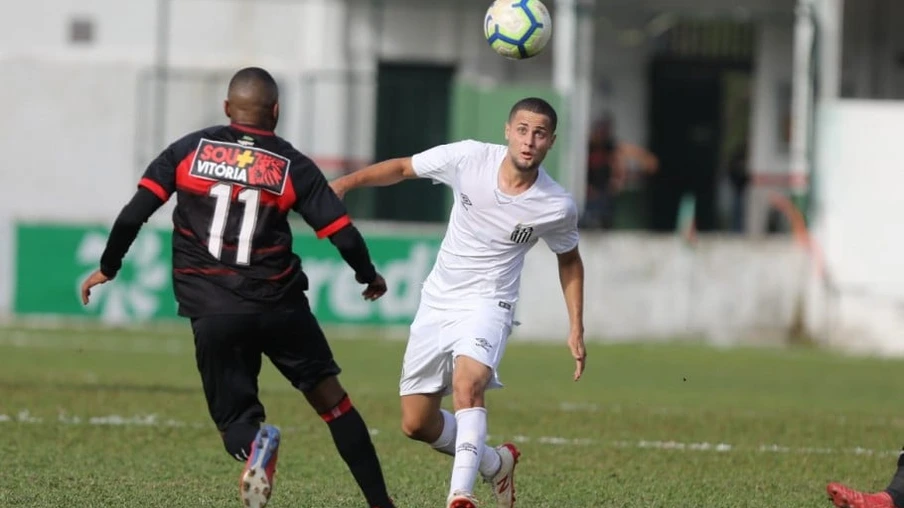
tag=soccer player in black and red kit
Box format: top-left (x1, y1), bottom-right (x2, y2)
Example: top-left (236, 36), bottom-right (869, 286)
top-left (80, 67), bottom-right (396, 508)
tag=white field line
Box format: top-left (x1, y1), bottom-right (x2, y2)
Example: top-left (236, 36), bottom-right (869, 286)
top-left (0, 410), bottom-right (898, 457)
top-left (0, 330), bottom-right (189, 355)
top-left (557, 402), bottom-right (904, 428)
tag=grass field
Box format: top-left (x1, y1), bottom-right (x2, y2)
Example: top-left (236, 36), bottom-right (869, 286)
top-left (1, 324), bottom-right (902, 507)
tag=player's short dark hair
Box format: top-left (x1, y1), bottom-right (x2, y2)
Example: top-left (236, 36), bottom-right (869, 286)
top-left (509, 97), bottom-right (558, 132)
top-left (228, 67), bottom-right (279, 106)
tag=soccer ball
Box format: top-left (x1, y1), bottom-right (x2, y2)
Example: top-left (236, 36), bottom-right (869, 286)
top-left (484, 0), bottom-right (552, 60)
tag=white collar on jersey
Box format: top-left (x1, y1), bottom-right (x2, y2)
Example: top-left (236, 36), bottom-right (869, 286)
top-left (494, 171), bottom-right (543, 204)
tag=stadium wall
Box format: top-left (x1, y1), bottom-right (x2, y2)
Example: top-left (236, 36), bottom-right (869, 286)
top-left (805, 100), bottom-right (904, 356)
top-left (0, 221), bottom-right (10, 320)
top-left (516, 234), bottom-right (809, 345)
top-left (4, 217), bottom-right (812, 348)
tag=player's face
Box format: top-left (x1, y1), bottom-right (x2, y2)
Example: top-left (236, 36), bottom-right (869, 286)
top-left (504, 110), bottom-right (556, 172)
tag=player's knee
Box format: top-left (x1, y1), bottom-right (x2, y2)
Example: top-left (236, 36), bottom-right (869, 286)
top-left (452, 358), bottom-right (490, 410)
top-left (303, 376), bottom-right (347, 415)
top-left (222, 421), bottom-right (259, 462)
top-left (400, 414), bottom-right (433, 442)
top-left (451, 379), bottom-right (486, 410)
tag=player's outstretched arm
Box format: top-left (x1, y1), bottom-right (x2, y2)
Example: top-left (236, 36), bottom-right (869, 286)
top-left (80, 188), bottom-right (165, 304)
top-left (330, 158), bottom-right (417, 199)
top-left (290, 156), bottom-right (388, 301)
top-left (557, 246), bottom-right (587, 381)
top-left (327, 225), bottom-right (387, 301)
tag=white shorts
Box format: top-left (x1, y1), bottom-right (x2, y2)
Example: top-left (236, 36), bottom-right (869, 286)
top-left (399, 299), bottom-right (514, 397)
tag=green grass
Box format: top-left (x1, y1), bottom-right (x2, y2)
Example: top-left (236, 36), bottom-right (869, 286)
top-left (1, 324), bottom-right (902, 507)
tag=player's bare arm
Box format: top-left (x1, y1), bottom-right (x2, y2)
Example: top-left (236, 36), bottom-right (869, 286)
top-left (330, 157), bottom-right (418, 199)
top-left (289, 154), bottom-right (388, 302)
top-left (81, 187), bottom-right (165, 305)
top-left (557, 246), bottom-right (586, 381)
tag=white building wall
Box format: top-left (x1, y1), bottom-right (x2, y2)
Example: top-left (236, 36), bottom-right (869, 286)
top-left (16, 0), bottom-right (899, 229)
top-left (6, 0), bottom-right (904, 356)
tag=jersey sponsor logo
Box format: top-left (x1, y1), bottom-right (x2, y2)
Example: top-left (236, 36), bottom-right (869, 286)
top-left (509, 223), bottom-right (534, 244)
top-left (190, 139), bottom-right (290, 195)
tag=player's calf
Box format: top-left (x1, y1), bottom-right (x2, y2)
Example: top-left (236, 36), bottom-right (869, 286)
top-left (448, 357), bottom-right (498, 499)
top-left (307, 377), bottom-right (395, 508)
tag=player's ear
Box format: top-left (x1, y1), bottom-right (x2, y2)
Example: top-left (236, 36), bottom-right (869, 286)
top-left (223, 100), bottom-right (231, 119)
top-left (503, 122), bottom-right (510, 142)
top-left (272, 102), bottom-right (280, 127)
top-left (549, 133), bottom-right (557, 148)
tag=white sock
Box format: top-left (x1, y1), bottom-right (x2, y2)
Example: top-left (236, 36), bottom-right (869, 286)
top-left (478, 441), bottom-right (502, 478)
top-left (431, 409), bottom-right (502, 476)
top-left (430, 409), bottom-right (457, 456)
top-left (449, 407), bottom-right (487, 496)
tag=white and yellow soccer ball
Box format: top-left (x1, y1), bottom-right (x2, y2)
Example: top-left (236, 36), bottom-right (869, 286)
top-left (484, 0), bottom-right (552, 60)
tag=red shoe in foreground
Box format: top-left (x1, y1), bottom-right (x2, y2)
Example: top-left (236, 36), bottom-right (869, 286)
top-left (827, 482), bottom-right (898, 508)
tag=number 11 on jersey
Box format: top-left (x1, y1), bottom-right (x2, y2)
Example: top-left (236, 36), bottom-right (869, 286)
top-left (207, 182), bottom-right (260, 265)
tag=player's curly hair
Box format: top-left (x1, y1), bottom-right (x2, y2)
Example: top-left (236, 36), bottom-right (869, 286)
top-left (508, 97), bottom-right (558, 132)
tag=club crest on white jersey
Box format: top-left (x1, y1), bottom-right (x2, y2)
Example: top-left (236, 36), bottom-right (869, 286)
top-left (509, 224), bottom-right (534, 244)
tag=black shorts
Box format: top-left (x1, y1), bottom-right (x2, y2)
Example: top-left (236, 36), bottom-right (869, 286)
top-left (190, 303), bottom-right (341, 431)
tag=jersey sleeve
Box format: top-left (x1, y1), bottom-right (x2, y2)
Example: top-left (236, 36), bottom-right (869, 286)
top-left (542, 199), bottom-right (580, 254)
top-left (289, 157), bottom-right (351, 239)
top-left (138, 134), bottom-right (198, 201)
top-left (410, 140), bottom-right (480, 187)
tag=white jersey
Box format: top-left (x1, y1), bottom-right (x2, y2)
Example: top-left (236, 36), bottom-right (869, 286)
top-left (411, 139), bottom-right (579, 310)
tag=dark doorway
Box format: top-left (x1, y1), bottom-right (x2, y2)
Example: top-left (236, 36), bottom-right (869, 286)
top-left (645, 20), bottom-right (754, 232)
top-left (366, 62), bottom-right (455, 223)
top-left (648, 60), bottom-right (725, 232)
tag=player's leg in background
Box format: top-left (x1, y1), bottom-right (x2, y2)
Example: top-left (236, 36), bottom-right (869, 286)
top-left (400, 392), bottom-right (446, 448)
top-left (888, 452), bottom-right (904, 507)
top-left (398, 302), bottom-right (457, 449)
top-left (826, 449), bottom-right (904, 508)
top-left (260, 306), bottom-right (395, 508)
top-left (191, 314), bottom-right (266, 462)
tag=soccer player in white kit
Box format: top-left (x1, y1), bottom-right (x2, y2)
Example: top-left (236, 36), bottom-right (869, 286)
top-left (330, 98), bottom-right (587, 508)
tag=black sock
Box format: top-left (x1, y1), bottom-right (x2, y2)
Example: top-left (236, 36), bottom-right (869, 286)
top-left (320, 395), bottom-right (394, 508)
top-left (885, 449), bottom-right (904, 507)
top-left (222, 421), bottom-right (260, 462)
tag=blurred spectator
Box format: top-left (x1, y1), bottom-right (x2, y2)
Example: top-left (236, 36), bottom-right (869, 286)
top-left (727, 143), bottom-right (749, 233)
top-left (580, 114), bottom-right (659, 229)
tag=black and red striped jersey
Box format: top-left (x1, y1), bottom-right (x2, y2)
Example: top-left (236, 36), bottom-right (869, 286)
top-left (138, 123), bottom-right (350, 317)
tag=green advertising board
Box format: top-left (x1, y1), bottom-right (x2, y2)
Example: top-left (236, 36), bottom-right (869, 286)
top-left (14, 222), bottom-right (441, 326)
